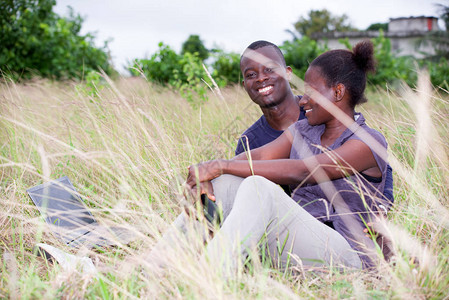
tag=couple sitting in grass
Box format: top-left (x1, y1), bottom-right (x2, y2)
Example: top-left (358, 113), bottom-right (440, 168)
top-left (152, 39), bottom-right (393, 273)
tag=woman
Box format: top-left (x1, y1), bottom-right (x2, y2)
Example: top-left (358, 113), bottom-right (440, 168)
top-left (186, 40), bottom-right (388, 271)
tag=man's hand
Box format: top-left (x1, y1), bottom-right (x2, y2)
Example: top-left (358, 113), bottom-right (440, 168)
top-left (189, 181), bottom-right (216, 202)
top-left (186, 160), bottom-right (224, 189)
top-left (182, 180), bottom-right (217, 222)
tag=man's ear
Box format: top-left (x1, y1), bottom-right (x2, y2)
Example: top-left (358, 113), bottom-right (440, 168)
top-left (334, 83), bottom-right (346, 101)
top-left (286, 66), bottom-right (292, 81)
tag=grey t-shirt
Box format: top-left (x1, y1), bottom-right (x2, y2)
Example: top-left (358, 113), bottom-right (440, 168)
top-left (288, 113), bottom-right (388, 268)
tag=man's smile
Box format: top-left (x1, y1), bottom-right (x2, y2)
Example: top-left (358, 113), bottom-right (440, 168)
top-left (258, 85), bottom-right (273, 95)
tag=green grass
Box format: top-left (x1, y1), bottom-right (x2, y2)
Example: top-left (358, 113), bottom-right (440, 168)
top-left (1, 73), bottom-right (448, 299)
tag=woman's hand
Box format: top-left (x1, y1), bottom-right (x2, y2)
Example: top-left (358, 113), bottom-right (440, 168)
top-left (186, 160), bottom-right (225, 189)
top-left (363, 219), bottom-right (395, 262)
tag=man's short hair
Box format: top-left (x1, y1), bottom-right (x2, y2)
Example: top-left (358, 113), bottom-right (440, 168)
top-left (241, 40), bottom-right (286, 67)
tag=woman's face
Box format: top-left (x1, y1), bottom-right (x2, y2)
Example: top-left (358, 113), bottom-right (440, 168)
top-left (300, 66), bottom-right (336, 126)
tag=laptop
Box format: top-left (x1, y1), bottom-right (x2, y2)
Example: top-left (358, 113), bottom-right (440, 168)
top-left (27, 176), bottom-right (135, 248)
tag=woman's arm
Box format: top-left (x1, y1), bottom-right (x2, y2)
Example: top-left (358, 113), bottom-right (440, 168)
top-left (233, 130), bottom-right (293, 160)
top-left (185, 129), bottom-right (294, 198)
top-left (186, 139), bottom-right (381, 188)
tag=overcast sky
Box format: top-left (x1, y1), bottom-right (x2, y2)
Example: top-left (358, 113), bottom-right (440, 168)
top-left (54, 0), bottom-right (444, 74)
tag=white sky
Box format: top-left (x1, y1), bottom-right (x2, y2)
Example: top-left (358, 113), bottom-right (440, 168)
top-left (54, 0), bottom-right (444, 74)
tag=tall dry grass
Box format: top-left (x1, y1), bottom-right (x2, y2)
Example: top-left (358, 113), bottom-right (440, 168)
top-left (0, 73), bottom-right (448, 298)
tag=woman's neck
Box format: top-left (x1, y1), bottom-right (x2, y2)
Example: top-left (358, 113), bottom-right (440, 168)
top-left (321, 109), bottom-right (355, 148)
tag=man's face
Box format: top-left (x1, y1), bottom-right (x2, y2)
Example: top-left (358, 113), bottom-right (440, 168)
top-left (240, 46), bottom-right (292, 108)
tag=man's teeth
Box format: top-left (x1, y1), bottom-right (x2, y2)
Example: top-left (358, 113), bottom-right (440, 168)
top-left (258, 86), bottom-right (273, 93)
top-left (305, 109), bottom-right (312, 113)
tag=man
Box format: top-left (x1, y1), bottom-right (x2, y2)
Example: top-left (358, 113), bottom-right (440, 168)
top-left (235, 40), bottom-right (394, 204)
top-left (235, 40), bottom-right (304, 156)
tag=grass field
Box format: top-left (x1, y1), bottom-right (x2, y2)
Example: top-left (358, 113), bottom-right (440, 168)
top-left (1, 73), bottom-right (448, 299)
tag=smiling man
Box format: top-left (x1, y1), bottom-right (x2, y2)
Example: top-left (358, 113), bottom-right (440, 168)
top-left (235, 41), bottom-right (305, 157)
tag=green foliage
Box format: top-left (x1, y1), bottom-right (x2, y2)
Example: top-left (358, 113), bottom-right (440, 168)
top-left (131, 43), bottom-right (211, 107)
top-left (338, 32), bottom-right (448, 89)
top-left (281, 36), bottom-right (327, 78)
top-left (181, 34), bottom-right (209, 61)
top-left (369, 31), bottom-right (417, 87)
top-left (210, 50), bottom-right (241, 87)
top-left (129, 39), bottom-right (241, 106)
top-left (77, 70), bottom-right (106, 100)
top-left (0, 0), bottom-right (114, 80)
top-left (282, 32), bottom-right (447, 89)
top-left (421, 57), bottom-right (449, 89)
top-left (366, 23), bottom-right (388, 31)
top-left (174, 52), bottom-right (211, 106)
top-left (131, 42), bottom-right (183, 85)
top-left (293, 9), bottom-right (357, 38)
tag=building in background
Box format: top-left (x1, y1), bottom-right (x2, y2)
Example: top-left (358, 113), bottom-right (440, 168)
top-left (313, 16), bottom-right (440, 58)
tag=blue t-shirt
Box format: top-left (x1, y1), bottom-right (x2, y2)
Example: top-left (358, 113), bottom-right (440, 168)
top-left (235, 106), bottom-right (305, 156)
top-left (235, 104), bottom-right (394, 205)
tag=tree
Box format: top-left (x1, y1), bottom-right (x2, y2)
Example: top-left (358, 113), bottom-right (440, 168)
top-left (366, 23), bottom-right (388, 31)
top-left (0, 0), bottom-right (114, 80)
top-left (437, 2), bottom-right (449, 30)
top-left (181, 34), bottom-right (209, 61)
top-left (291, 9), bottom-right (357, 39)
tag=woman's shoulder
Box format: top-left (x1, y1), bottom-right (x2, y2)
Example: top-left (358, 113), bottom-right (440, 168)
top-left (289, 119), bottom-right (324, 139)
top-left (355, 113), bottom-right (387, 145)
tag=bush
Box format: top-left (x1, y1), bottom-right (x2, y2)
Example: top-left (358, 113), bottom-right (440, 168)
top-left (421, 57), bottom-right (449, 89)
top-left (174, 52), bottom-right (211, 106)
top-left (369, 31), bottom-right (417, 87)
top-left (130, 42), bottom-right (183, 85)
top-left (131, 43), bottom-right (212, 107)
top-left (281, 36), bottom-right (327, 78)
top-left (211, 50), bottom-right (241, 87)
top-left (0, 0), bottom-right (114, 80)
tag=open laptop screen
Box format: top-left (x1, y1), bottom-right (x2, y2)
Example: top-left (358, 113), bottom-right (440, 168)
top-left (27, 176), bottom-right (96, 229)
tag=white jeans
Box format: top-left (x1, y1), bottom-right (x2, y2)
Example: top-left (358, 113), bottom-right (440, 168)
top-left (152, 175), bottom-right (362, 271)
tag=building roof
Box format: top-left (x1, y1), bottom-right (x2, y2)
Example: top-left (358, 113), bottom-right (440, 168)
top-left (389, 16), bottom-right (438, 21)
top-left (311, 30), bottom-right (432, 39)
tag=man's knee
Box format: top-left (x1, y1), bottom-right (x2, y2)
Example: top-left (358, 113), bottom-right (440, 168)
top-left (211, 174), bottom-right (245, 218)
top-left (211, 174), bottom-right (244, 200)
top-left (212, 174), bottom-right (243, 187)
top-left (238, 175), bottom-right (277, 203)
top-left (240, 175), bottom-right (276, 192)
top-left (239, 175), bottom-right (289, 210)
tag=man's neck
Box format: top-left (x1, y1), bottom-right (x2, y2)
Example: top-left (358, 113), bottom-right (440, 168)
top-left (261, 93), bottom-right (300, 131)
